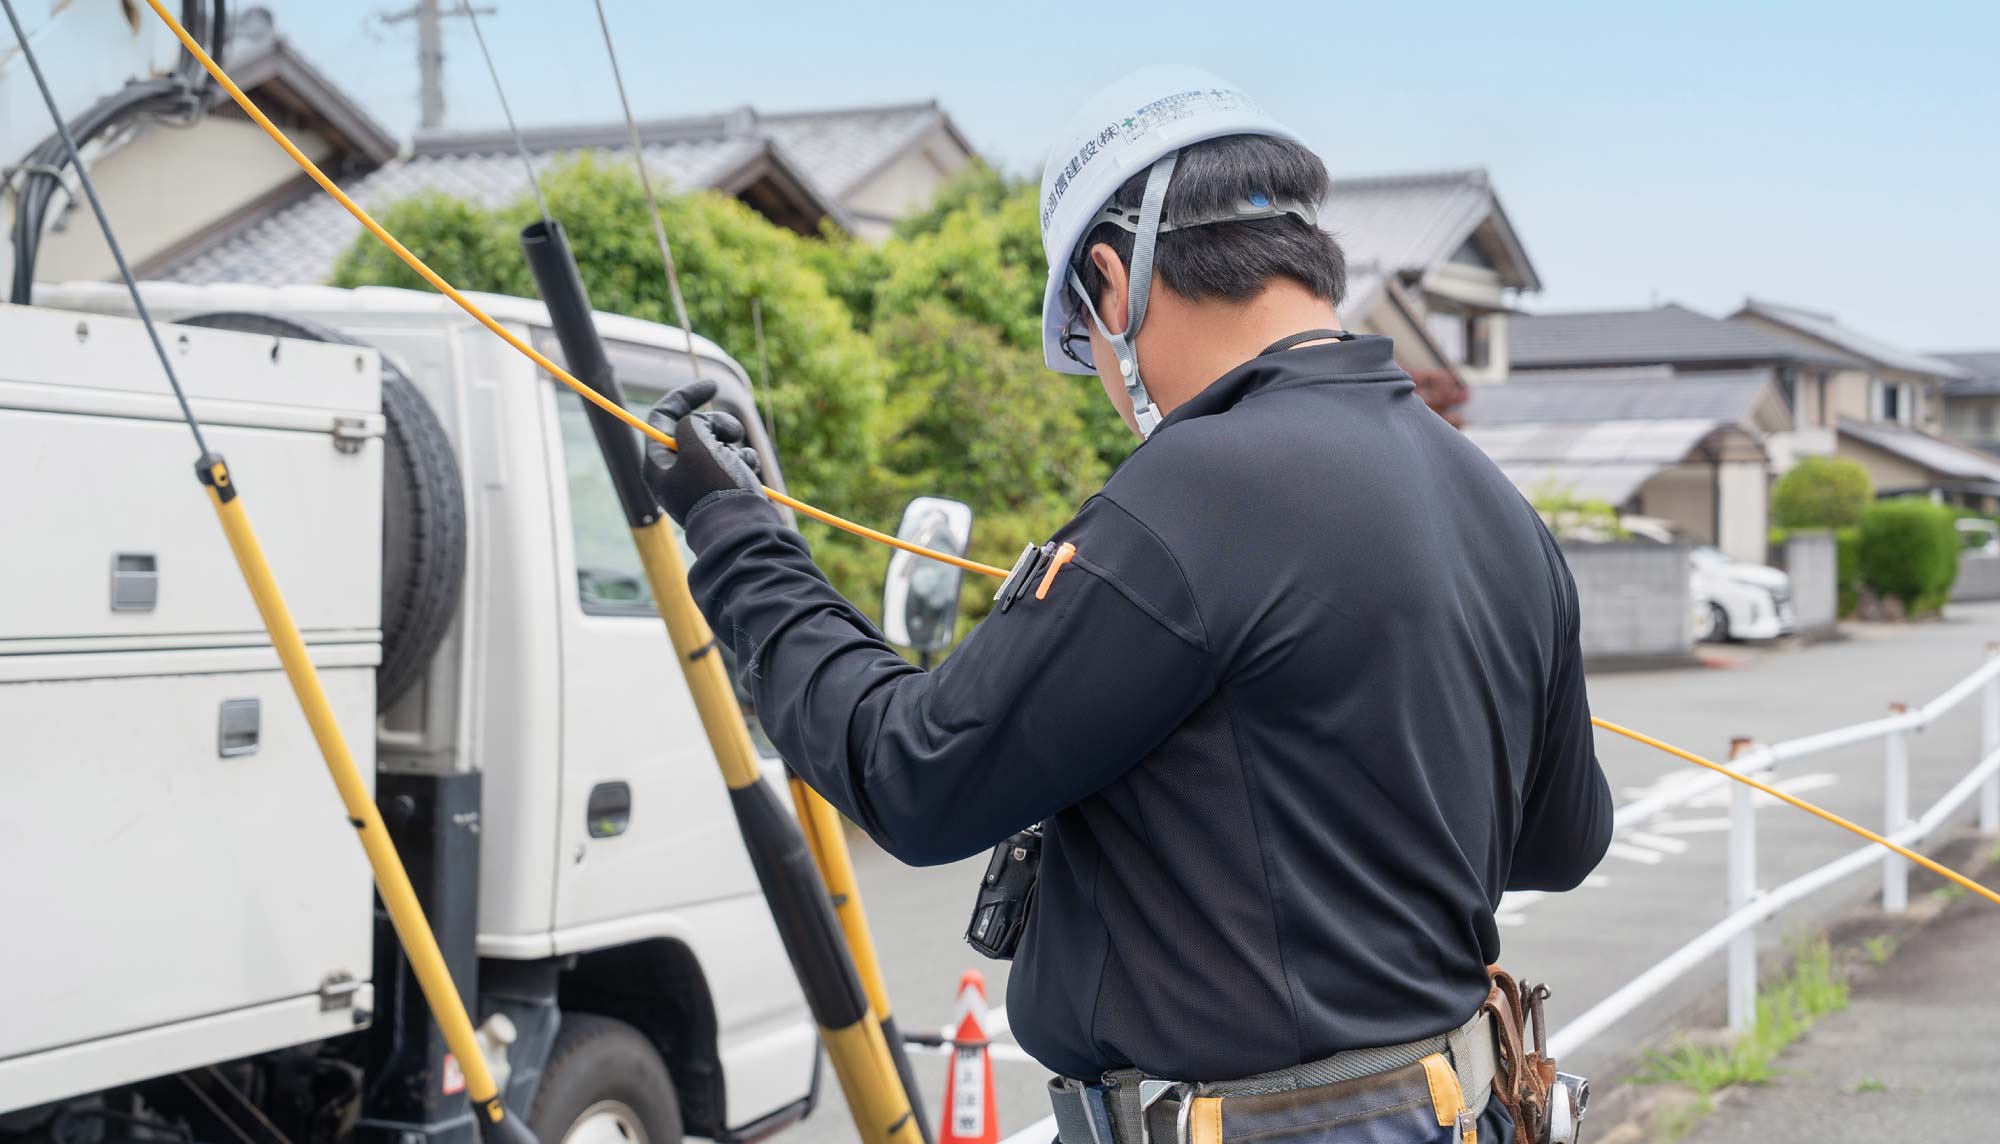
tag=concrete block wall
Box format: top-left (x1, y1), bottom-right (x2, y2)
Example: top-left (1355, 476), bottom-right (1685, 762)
top-left (1562, 541), bottom-right (1695, 666)
top-left (1952, 553), bottom-right (2000, 603)
top-left (1781, 531), bottom-right (1840, 639)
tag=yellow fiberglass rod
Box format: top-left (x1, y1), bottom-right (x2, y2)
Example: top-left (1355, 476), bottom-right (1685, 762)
top-left (138, 0), bottom-right (1004, 581)
top-left (1591, 717), bottom-right (2000, 909)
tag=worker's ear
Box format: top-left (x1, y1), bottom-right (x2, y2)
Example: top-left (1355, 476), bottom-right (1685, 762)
top-left (1087, 243), bottom-right (1129, 335)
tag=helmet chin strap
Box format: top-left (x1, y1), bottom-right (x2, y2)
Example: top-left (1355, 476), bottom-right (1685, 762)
top-left (1067, 152), bottom-right (1178, 439)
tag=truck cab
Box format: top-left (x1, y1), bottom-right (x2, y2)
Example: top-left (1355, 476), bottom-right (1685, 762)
top-left (0, 282), bottom-right (818, 1144)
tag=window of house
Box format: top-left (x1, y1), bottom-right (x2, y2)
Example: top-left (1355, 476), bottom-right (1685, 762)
top-left (1900, 382), bottom-right (1917, 426)
top-left (1871, 379), bottom-right (1901, 423)
top-left (1465, 314), bottom-right (1492, 370)
top-left (1425, 308), bottom-right (1469, 365)
top-left (1978, 403), bottom-right (1997, 438)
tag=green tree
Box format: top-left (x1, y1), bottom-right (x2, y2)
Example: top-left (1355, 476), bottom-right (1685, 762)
top-left (329, 157), bottom-right (1137, 641)
top-left (840, 165), bottom-right (1139, 473)
top-left (332, 158), bottom-right (892, 599)
top-left (1529, 481), bottom-right (1628, 541)
top-left (1857, 499), bottom-right (1959, 614)
top-left (1772, 456), bottom-right (1873, 529)
top-left (870, 304), bottom-right (1108, 628)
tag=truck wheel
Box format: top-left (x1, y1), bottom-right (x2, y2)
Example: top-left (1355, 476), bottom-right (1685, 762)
top-left (177, 312), bottom-right (467, 711)
top-left (530, 1015), bottom-right (684, 1144)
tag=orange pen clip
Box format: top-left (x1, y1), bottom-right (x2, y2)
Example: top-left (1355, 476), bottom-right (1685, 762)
top-left (1035, 542), bottom-right (1077, 601)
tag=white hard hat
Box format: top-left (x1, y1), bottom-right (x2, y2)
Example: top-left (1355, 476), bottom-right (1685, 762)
top-left (1037, 65), bottom-right (1305, 420)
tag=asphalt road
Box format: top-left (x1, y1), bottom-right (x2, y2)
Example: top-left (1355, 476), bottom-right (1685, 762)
top-left (774, 604), bottom-right (2000, 1144)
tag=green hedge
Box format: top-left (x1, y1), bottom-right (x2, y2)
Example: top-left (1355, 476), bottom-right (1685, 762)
top-left (1857, 500), bottom-right (1959, 614)
top-left (1835, 527), bottom-right (1861, 617)
top-left (1773, 456), bottom-right (1873, 529)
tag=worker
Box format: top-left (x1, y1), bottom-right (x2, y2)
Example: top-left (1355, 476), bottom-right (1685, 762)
top-left (644, 65), bottom-right (1611, 1144)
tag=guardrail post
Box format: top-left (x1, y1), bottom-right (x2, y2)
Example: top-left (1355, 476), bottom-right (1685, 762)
top-left (1883, 704), bottom-right (1910, 915)
top-left (1726, 736), bottom-right (1758, 1033)
top-left (1981, 644), bottom-right (1999, 835)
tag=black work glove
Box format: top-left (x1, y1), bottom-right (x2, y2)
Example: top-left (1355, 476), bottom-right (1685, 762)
top-left (641, 379), bottom-right (765, 526)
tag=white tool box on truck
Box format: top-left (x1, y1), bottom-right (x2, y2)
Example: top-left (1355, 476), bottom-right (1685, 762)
top-left (0, 305), bottom-right (385, 1107)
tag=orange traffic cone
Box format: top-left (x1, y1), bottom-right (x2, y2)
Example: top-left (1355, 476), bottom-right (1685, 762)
top-left (941, 969), bottom-right (999, 1144)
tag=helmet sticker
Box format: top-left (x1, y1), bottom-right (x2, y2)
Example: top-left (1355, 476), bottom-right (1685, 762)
top-left (1041, 86), bottom-right (1269, 233)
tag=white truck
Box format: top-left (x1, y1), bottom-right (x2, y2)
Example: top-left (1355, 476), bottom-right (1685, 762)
top-left (0, 282), bottom-right (834, 1144)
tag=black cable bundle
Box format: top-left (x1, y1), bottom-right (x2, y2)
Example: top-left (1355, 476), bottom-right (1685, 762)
top-left (6, 0), bottom-right (223, 304)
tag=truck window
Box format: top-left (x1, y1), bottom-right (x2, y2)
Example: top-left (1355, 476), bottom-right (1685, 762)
top-left (554, 380), bottom-right (781, 758)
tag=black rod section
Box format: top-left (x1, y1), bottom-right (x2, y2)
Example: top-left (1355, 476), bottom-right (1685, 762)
top-left (520, 218), bottom-right (661, 529)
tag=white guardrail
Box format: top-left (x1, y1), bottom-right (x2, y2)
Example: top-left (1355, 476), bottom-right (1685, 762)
top-left (997, 649), bottom-right (2000, 1144)
top-left (1549, 647), bottom-right (2000, 1058)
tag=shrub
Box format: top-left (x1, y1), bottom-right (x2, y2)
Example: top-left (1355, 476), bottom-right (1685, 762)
top-left (1772, 457), bottom-right (1873, 529)
top-left (1834, 527), bottom-right (1861, 617)
top-left (1857, 500), bottom-right (1959, 614)
top-left (1530, 482), bottom-right (1627, 542)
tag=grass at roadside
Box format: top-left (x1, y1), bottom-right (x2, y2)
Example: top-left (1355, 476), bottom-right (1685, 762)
top-left (1633, 937), bottom-right (1850, 1096)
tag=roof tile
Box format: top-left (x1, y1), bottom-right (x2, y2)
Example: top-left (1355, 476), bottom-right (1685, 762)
top-left (1509, 304), bottom-right (1864, 370)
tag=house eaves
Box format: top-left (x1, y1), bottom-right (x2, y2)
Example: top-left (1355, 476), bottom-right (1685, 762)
top-left (1323, 168), bottom-right (1540, 293)
top-left (1938, 351), bottom-right (2000, 397)
top-left (1510, 303), bottom-right (1868, 372)
top-left (711, 138), bottom-right (858, 236)
top-left (215, 32), bottom-right (398, 166)
top-left (759, 100), bottom-right (972, 200)
top-left (1735, 299), bottom-right (1970, 379)
top-left (1839, 417), bottom-right (2000, 494)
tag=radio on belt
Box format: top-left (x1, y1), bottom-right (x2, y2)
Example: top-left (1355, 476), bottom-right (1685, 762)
top-left (964, 824), bottom-right (1042, 959)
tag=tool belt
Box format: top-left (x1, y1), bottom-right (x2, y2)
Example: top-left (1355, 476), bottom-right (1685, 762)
top-left (1049, 969), bottom-right (1581, 1144)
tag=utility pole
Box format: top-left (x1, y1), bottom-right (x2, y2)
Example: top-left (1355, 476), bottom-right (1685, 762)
top-left (380, 0), bottom-right (495, 131)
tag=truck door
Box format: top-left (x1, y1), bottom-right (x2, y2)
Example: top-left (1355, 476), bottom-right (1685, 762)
top-left (539, 337), bottom-right (787, 930)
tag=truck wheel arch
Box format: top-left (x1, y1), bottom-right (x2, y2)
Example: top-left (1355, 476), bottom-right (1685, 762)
top-left (557, 939), bottom-right (727, 1139)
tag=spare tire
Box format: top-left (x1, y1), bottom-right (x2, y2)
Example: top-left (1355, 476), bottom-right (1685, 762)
top-left (180, 312), bottom-right (467, 712)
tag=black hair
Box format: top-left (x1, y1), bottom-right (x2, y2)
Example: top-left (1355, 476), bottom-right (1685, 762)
top-left (1072, 134), bottom-right (1345, 311)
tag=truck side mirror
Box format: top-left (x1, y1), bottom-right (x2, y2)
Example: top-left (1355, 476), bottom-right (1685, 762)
top-left (881, 495), bottom-right (974, 665)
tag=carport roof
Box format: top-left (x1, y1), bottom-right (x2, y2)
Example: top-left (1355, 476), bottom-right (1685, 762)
top-left (1462, 418), bottom-right (1765, 505)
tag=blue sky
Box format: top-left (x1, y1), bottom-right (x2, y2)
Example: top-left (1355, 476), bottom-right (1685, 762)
top-left (269, 0), bottom-right (1996, 351)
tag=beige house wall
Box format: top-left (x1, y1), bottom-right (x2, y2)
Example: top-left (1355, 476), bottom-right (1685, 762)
top-left (840, 124), bottom-right (972, 241)
top-left (1825, 368), bottom-right (1874, 423)
top-left (1637, 464), bottom-right (1716, 544)
top-left (1837, 436), bottom-right (1939, 494)
top-left (36, 118), bottom-right (334, 283)
top-left (1633, 461), bottom-right (1768, 563)
top-left (1351, 296), bottom-right (1449, 376)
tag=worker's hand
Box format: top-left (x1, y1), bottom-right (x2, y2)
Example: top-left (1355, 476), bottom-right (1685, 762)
top-left (642, 379), bottom-right (765, 526)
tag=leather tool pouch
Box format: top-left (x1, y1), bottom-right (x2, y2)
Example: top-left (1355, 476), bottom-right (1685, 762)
top-left (1482, 967), bottom-right (1558, 1142)
top-left (965, 824), bottom-right (1042, 959)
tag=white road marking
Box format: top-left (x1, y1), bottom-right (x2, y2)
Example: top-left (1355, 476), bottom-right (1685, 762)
top-left (1605, 841), bottom-right (1665, 865)
top-left (1624, 830), bottom-right (1692, 854)
top-left (1649, 817), bottom-right (1734, 835)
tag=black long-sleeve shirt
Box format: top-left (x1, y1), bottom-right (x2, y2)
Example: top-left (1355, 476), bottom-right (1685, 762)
top-left (683, 335), bottom-right (1613, 1082)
